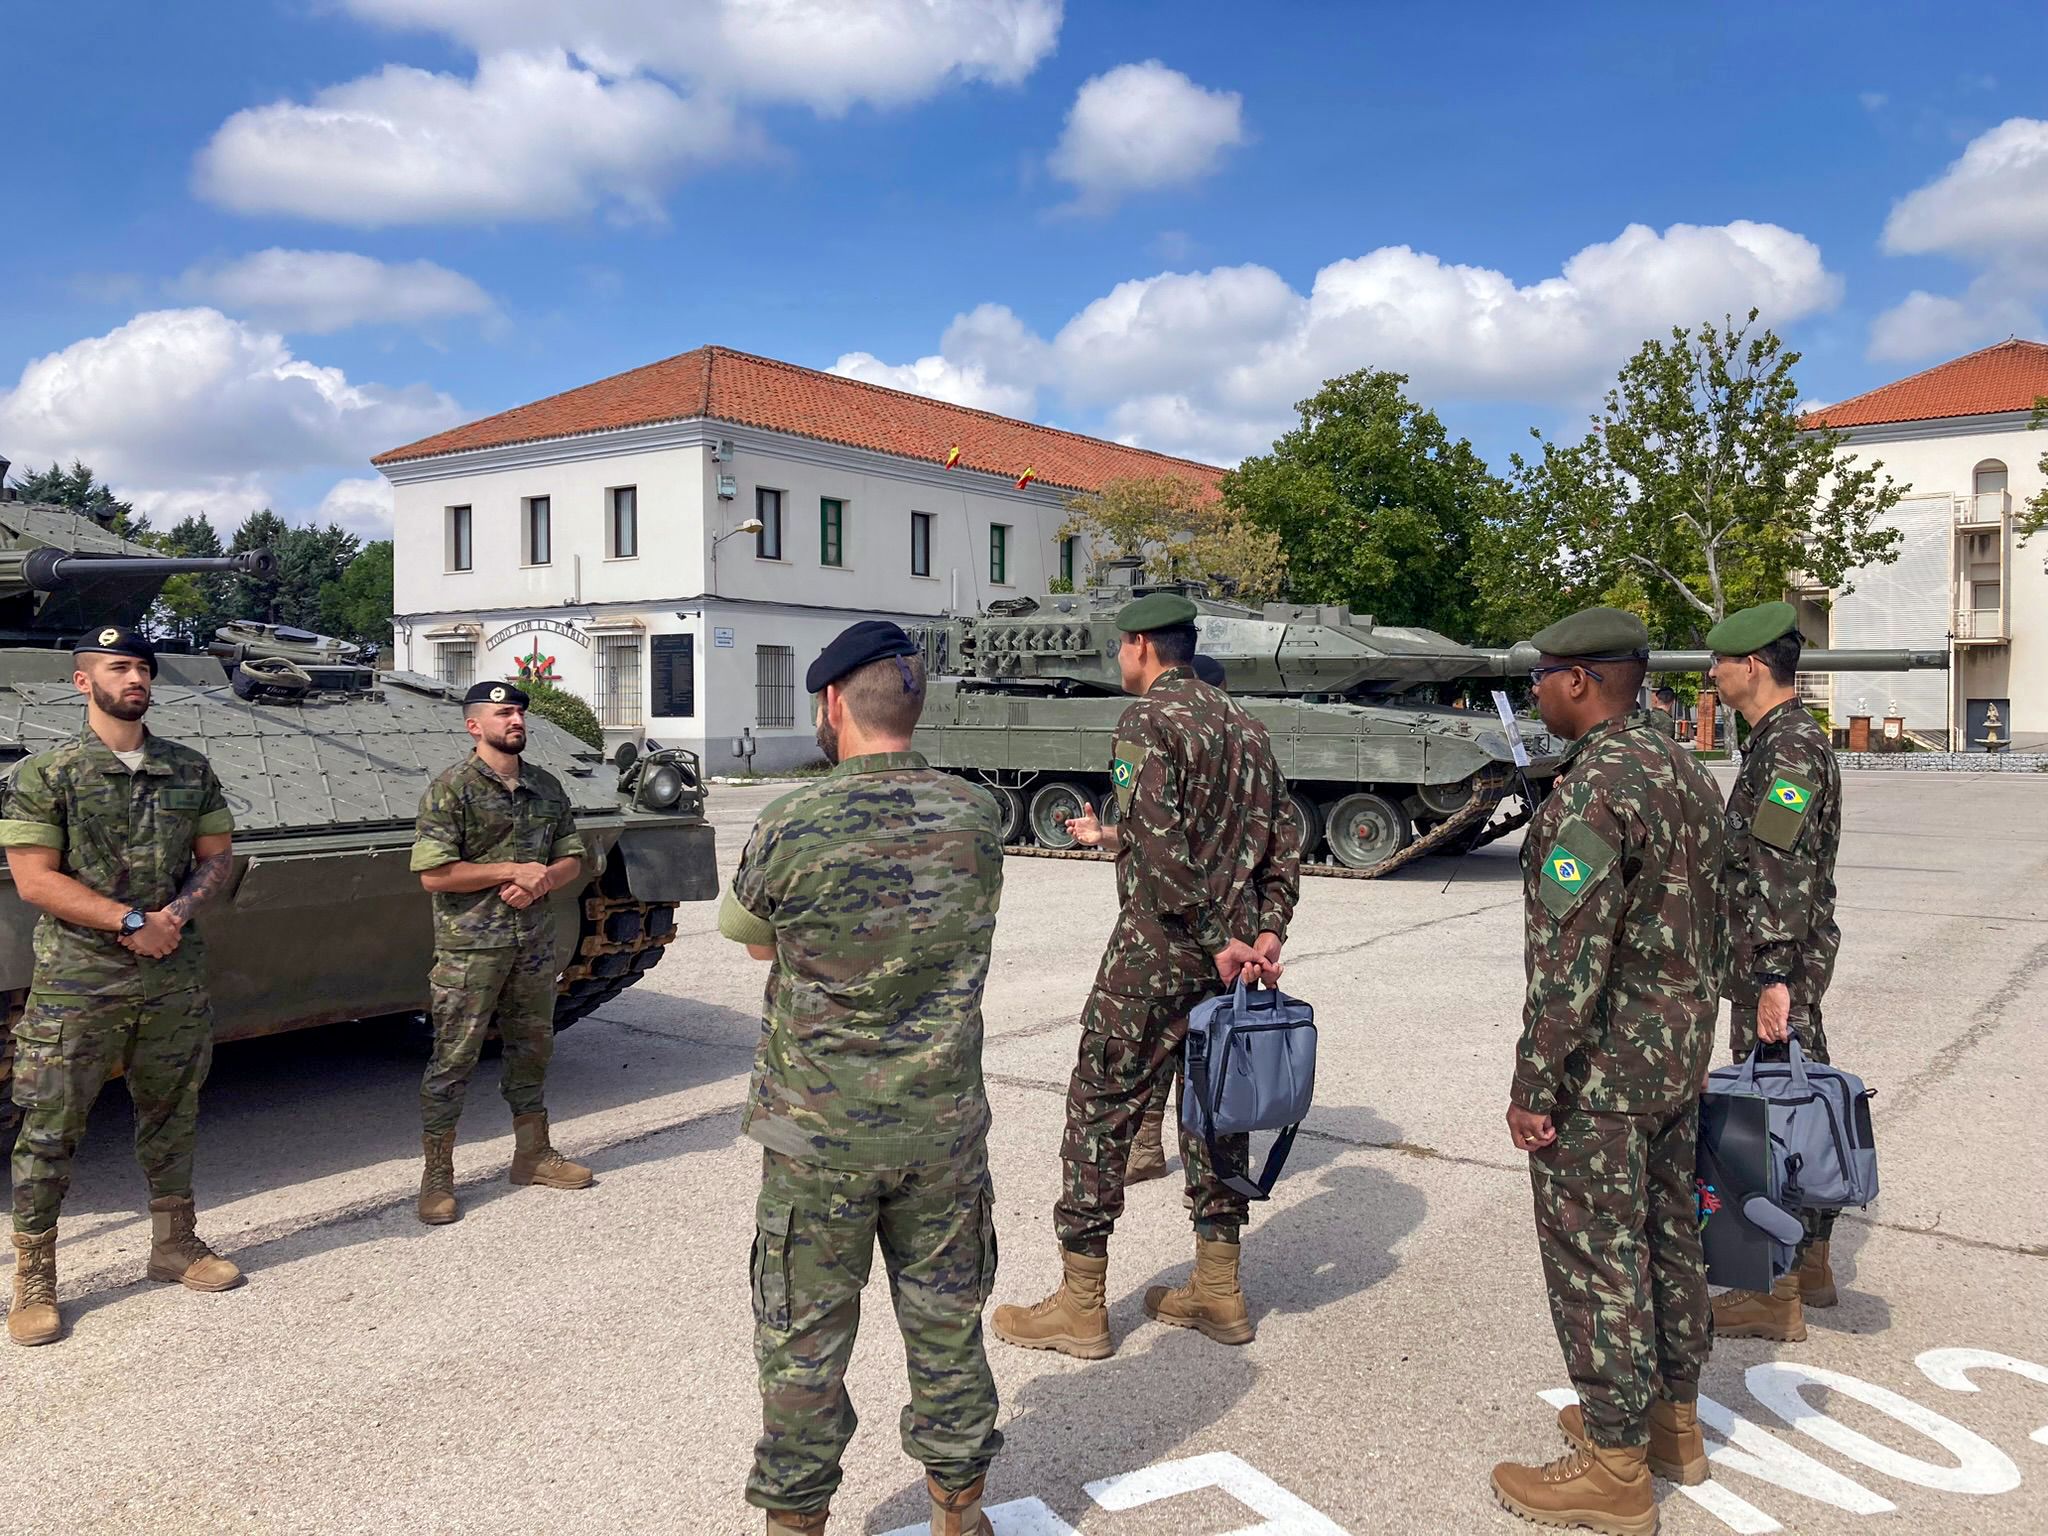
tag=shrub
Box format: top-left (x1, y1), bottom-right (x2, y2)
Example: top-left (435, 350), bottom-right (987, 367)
top-left (522, 680), bottom-right (603, 750)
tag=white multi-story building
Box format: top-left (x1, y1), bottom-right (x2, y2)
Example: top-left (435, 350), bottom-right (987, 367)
top-left (376, 347), bottom-right (1222, 770)
top-left (1803, 339), bottom-right (2048, 750)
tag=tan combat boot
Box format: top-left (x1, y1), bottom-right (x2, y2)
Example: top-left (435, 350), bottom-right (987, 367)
top-left (1795, 1241), bottom-right (1837, 1308)
top-left (8, 1230), bottom-right (61, 1347)
top-left (990, 1247), bottom-right (1113, 1359)
top-left (418, 1131), bottom-right (459, 1225)
top-left (1712, 1274), bottom-right (1806, 1342)
top-left (1491, 1443), bottom-right (1657, 1536)
top-left (509, 1112), bottom-right (593, 1189)
top-left (146, 1197), bottom-right (243, 1291)
top-left (928, 1474), bottom-right (994, 1536)
top-left (1558, 1398), bottom-right (1709, 1485)
top-left (1125, 1110), bottom-right (1169, 1183)
top-left (763, 1508), bottom-right (828, 1534)
top-left (1142, 1235), bottom-right (1254, 1345)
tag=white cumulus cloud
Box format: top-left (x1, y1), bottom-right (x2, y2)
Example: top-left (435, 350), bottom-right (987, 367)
top-left (197, 2), bottom-right (1061, 225)
top-left (175, 249), bottom-right (495, 334)
top-left (0, 309), bottom-right (461, 522)
top-left (1049, 60), bottom-right (1244, 210)
top-left (316, 475), bottom-right (399, 538)
top-left (1867, 286), bottom-right (2041, 363)
top-left (830, 303), bottom-right (1048, 415)
top-left (848, 221), bottom-right (1841, 462)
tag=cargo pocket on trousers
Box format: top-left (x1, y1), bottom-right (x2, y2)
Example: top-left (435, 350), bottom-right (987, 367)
top-left (751, 1199), bottom-right (793, 1330)
top-left (975, 1184), bottom-right (999, 1304)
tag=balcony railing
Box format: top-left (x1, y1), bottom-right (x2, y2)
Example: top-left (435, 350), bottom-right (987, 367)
top-left (1956, 491), bottom-right (2011, 526)
top-left (1954, 608), bottom-right (2008, 642)
top-left (1794, 672), bottom-right (1830, 710)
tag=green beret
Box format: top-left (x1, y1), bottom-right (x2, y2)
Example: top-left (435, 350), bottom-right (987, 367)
top-left (1705, 600), bottom-right (1800, 657)
top-left (1115, 592), bottom-right (1199, 633)
top-left (1528, 605), bottom-right (1649, 661)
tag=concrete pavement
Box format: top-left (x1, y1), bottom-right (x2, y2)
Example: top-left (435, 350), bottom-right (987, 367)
top-left (5, 768), bottom-right (2045, 1534)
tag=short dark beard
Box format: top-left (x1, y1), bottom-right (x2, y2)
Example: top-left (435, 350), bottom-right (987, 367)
top-left (814, 716), bottom-right (840, 765)
top-left (480, 726), bottom-right (525, 757)
top-left (90, 681), bottom-right (149, 722)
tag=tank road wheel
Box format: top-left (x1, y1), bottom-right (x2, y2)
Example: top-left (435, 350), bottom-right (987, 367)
top-left (1027, 780), bottom-right (1090, 850)
top-left (1415, 774), bottom-right (1478, 820)
top-left (1324, 792), bottom-right (1412, 870)
top-left (1284, 790), bottom-right (1324, 860)
top-left (1096, 785), bottom-right (1122, 830)
top-left (986, 785), bottom-right (1027, 844)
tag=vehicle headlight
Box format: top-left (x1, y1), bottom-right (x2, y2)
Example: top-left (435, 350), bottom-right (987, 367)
top-left (638, 763), bottom-right (684, 810)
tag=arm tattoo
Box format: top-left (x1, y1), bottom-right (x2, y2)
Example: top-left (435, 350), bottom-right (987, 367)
top-left (164, 851), bottom-right (233, 927)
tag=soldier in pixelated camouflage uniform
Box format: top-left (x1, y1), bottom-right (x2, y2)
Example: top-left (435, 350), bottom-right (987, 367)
top-left (1705, 600), bottom-right (1847, 1342)
top-left (722, 621), bottom-right (1006, 1536)
top-left (992, 594), bottom-right (1299, 1363)
top-left (1492, 607), bottom-right (1727, 1533)
top-left (1, 626), bottom-right (243, 1348)
top-left (409, 680), bottom-right (591, 1226)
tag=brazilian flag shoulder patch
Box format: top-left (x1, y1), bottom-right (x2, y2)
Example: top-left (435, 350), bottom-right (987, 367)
top-left (1110, 738), bottom-right (1148, 814)
top-left (1752, 765), bottom-right (1819, 852)
top-left (1537, 814), bottom-right (1618, 920)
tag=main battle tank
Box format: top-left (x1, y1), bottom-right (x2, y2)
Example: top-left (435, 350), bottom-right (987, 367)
top-left (0, 497), bottom-right (716, 1091)
top-left (913, 567), bottom-right (1945, 878)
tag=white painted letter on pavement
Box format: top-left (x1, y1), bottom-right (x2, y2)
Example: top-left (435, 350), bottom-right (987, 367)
top-left (1918, 1347), bottom-right (2048, 1446)
top-left (1085, 1451), bottom-right (1354, 1534)
top-left (1746, 1362), bottom-right (2021, 1496)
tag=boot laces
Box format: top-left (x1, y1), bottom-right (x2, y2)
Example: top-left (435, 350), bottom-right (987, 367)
top-left (423, 1161), bottom-right (455, 1198)
top-left (160, 1209), bottom-right (217, 1269)
top-left (1541, 1448), bottom-right (1596, 1484)
top-left (532, 1147), bottom-right (575, 1173)
top-left (16, 1259), bottom-right (55, 1309)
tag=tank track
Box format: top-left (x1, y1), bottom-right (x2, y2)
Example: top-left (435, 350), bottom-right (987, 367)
top-left (999, 767), bottom-right (1537, 881)
top-left (553, 861), bottom-right (679, 1028)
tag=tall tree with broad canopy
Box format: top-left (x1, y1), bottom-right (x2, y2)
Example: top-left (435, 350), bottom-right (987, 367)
top-left (1058, 474), bottom-right (1286, 602)
top-left (1474, 312), bottom-right (1905, 646)
top-left (2020, 398), bottom-right (2048, 564)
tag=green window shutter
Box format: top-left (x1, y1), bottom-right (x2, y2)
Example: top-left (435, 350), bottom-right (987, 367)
top-left (990, 523), bottom-right (1008, 584)
top-left (821, 499), bottom-right (843, 566)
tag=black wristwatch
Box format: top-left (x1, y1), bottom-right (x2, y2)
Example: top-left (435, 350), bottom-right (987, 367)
top-left (121, 909), bottom-right (147, 936)
top-left (1753, 971), bottom-right (1789, 988)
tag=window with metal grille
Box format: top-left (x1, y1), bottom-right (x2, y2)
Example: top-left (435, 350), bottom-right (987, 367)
top-left (911, 511), bottom-right (932, 577)
top-left (820, 498), bottom-right (845, 567)
top-left (757, 488), bottom-right (783, 559)
top-left (609, 486), bottom-right (638, 559)
top-left (990, 522), bottom-right (1009, 585)
top-left (436, 641), bottom-right (475, 692)
top-left (594, 635), bottom-right (643, 727)
top-left (447, 505), bottom-right (472, 571)
top-left (524, 495), bottom-right (551, 565)
top-left (757, 645), bottom-right (795, 728)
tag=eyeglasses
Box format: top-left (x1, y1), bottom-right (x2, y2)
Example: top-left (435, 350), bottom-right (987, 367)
top-left (1528, 663), bottom-right (1603, 686)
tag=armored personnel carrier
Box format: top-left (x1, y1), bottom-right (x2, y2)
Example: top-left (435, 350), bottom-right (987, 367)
top-left (913, 568), bottom-right (1945, 877)
top-left (0, 497), bottom-right (716, 1094)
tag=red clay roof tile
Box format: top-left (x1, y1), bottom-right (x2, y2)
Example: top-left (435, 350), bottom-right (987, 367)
top-left (1803, 338), bottom-right (2048, 429)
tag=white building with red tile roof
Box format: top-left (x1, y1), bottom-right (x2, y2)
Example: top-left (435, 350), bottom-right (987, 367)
top-left (1801, 339), bottom-right (2048, 750)
top-left (376, 346), bottom-right (1222, 768)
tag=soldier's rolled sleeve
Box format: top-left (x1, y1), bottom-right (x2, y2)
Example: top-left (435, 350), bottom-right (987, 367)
top-left (409, 782), bottom-right (462, 872)
top-left (0, 760), bottom-right (65, 850)
top-left (548, 802), bottom-right (587, 864)
top-left (1513, 793), bottom-right (1631, 1112)
top-left (194, 764), bottom-right (234, 837)
top-left (718, 887), bottom-right (776, 946)
top-left (1124, 725), bottom-right (1229, 954)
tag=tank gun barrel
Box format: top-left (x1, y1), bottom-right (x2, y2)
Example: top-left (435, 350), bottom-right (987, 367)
top-left (0, 546), bottom-right (276, 594)
top-left (1645, 648), bottom-right (1947, 673)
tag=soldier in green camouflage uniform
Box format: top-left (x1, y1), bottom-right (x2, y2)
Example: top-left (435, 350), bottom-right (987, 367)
top-left (1492, 608), bottom-right (1727, 1533)
top-left (722, 621), bottom-right (1005, 1536)
top-left (410, 680), bottom-right (591, 1226)
top-left (1, 626), bottom-right (243, 1347)
top-left (993, 595), bottom-right (1299, 1362)
top-left (1705, 601), bottom-right (1846, 1341)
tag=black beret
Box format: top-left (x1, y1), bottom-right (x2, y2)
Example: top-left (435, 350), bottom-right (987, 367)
top-left (72, 623), bottom-right (158, 677)
top-left (807, 620), bottom-right (918, 694)
top-left (1192, 654), bottom-right (1227, 687)
top-left (463, 681), bottom-right (529, 707)
top-left (1528, 606), bottom-right (1650, 661)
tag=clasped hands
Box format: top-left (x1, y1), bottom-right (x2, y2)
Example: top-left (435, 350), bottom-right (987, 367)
top-left (498, 862), bottom-right (554, 911)
top-left (1213, 931), bottom-right (1284, 988)
top-left (117, 909), bottom-right (184, 959)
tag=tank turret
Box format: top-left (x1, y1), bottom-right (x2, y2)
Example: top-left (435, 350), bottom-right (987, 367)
top-left (0, 502), bottom-right (275, 641)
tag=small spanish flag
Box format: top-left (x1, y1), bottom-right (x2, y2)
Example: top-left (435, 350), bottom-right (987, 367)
top-left (944, 444), bottom-right (962, 469)
top-left (1014, 466), bottom-right (1037, 489)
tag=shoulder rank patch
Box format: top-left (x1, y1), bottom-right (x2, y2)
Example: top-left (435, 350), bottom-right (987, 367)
top-left (1751, 766), bottom-right (1819, 852)
top-left (1110, 737), bottom-right (1148, 816)
top-left (1538, 814), bottom-right (1618, 920)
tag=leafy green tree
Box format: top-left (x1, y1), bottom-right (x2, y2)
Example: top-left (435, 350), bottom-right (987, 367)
top-left (2019, 398), bottom-right (2048, 564)
top-left (1223, 369), bottom-right (1503, 634)
top-left (149, 515), bottom-right (230, 646)
top-left (12, 460), bottom-right (150, 538)
top-left (228, 510), bottom-right (360, 630)
top-left (1059, 474), bottom-right (1286, 601)
top-left (320, 539), bottom-right (394, 655)
top-left (523, 680), bottom-right (603, 750)
top-left (1477, 312), bottom-right (1906, 646)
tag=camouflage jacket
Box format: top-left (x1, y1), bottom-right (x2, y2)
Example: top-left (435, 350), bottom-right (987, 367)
top-left (0, 727), bottom-right (234, 998)
top-left (1513, 711), bottom-right (1726, 1115)
top-left (409, 753), bottom-right (586, 951)
top-left (1103, 668), bottom-right (1300, 991)
top-left (719, 751), bottom-right (1003, 1170)
top-left (1725, 698), bottom-right (1841, 1007)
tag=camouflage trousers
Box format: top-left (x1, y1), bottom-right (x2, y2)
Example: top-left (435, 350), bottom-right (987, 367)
top-left (1053, 979), bottom-right (1250, 1257)
top-left (10, 989), bottom-right (214, 1235)
top-left (421, 943), bottom-right (556, 1136)
top-left (1529, 1103), bottom-right (1710, 1448)
top-left (747, 1145), bottom-right (1001, 1517)
top-left (1729, 1000), bottom-right (1838, 1254)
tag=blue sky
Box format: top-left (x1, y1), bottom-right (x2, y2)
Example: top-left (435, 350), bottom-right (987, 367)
top-left (4, 1), bottom-right (2045, 537)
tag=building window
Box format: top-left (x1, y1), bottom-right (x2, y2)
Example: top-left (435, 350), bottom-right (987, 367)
top-left (447, 505), bottom-right (472, 572)
top-left (524, 496), bottom-right (551, 566)
top-left (1974, 459), bottom-right (2009, 520)
top-left (435, 641), bottom-right (475, 692)
top-left (756, 487), bottom-right (783, 560)
top-left (594, 635), bottom-right (643, 728)
top-left (911, 511), bottom-right (933, 577)
top-left (820, 498), bottom-right (845, 567)
top-left (990, 523), bottom-right (1010, 585)
top-left (757, 645), bottom-right (795, 728)
top-left (609, 486), bottom-right (638, 559)
top-left (1059, 535), bottom-right (1077, 588)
